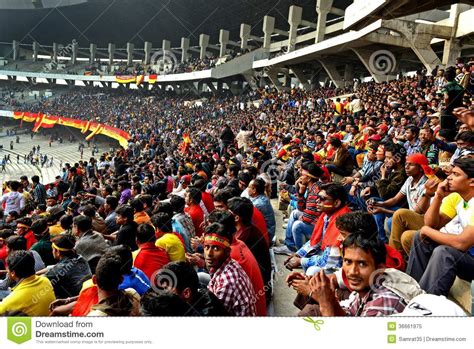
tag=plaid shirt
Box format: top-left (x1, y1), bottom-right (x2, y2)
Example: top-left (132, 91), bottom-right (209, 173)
top-left (207, 258), bottom-right (257, 316)
top-left (344, 284), bottom-right (406, 316)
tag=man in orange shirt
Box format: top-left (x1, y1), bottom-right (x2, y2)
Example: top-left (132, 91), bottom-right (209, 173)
top-left (131, 198), bottom-right (151, 225)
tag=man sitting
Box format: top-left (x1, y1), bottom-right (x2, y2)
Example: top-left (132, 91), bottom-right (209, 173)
top-left (204, 222), bottom-right (257, 316)
top-left (0, 250), bottom-right (55, 316)
top-left (407, 157), bottom-right (474, 296)
top-left (284, 184), bottom-right (351, 275)
top-left (156, 261), bottom-right (228, 316)
top-left (307, 234), bottom-right (410, 316)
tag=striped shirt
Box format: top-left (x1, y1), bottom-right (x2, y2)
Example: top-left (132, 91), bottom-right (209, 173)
top-left (208, 258), bottom-right (257, 316)
top-left (344, 285), bottom-right (406, 316)
top-left (297, 182), bottom-right (320, 225)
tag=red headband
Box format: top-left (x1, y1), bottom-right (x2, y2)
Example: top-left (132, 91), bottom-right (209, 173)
top-left (204, 234), bottom-right (231, 249)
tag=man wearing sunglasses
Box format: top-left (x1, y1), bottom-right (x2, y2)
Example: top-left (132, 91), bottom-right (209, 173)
top-left (284, 184), bottom-right (351, 276)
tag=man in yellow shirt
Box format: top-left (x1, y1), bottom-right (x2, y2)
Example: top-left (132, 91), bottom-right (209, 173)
top-left (152, 212), bottom-right (186, 262)
top-left (0, 251), bottom-right (55, 316)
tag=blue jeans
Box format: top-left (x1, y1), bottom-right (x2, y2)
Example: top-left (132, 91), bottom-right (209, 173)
top-left (284, 210), bottom-right (314, 251)
top-left (373, 203), bottom-right (401, 243)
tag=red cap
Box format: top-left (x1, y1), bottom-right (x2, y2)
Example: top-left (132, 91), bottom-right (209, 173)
top-left (369, 134), bottom-right (381, 141)
top-left (377, 124), bottom-right (389, 132)
top-left (180, 175), bottom-right (192, 184)
top-left (291, 138), bottom-right (301, 145)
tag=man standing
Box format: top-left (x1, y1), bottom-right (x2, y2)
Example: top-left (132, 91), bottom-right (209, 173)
top-left (31, 175), bottom-right (47, 206)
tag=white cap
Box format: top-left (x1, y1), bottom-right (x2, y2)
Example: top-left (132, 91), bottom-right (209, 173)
top-left (399, 294), bottom-right (467, 316)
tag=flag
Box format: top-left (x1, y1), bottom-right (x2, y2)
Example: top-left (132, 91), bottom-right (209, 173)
top-left (136, 75), bottom-right (144, 86)
top-left (81, 121), bottom-right (92, 134)
top-left (115, 75), bottom-right (136, 84)
top-left (85, 124), bottom-right (104, 141)
top-left (32, 113), bottom-right (45, 132)
top-left (148, 74), bottom-right (157, 84)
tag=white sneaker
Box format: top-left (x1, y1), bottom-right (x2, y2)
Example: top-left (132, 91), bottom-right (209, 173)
top-left (273, 245), bottom-right (294, 255)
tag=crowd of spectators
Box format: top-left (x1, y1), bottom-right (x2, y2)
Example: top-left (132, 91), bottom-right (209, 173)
top-left (0, 57), bottom-right (473, 317)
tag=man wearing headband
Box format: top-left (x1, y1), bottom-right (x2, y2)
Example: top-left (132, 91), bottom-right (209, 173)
top-left (30, 219), bottom-right (55, 266)
top-left (43, 234), bottom-right (92, 299)
top-left (15, 217), bottom-right (36, 250)
top-left (407, 157), bottom-right (474, 296)
top-left (204, 222), bottom-right (256, 316)
top-left (369, 153), bottom-right (432, 245)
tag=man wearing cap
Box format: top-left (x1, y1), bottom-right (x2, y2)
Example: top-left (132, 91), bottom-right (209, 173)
top-left (377, 123), bottom-right (391, 143)
top-left (407, 157), bottom-right (474, 296)
top-left (368, 153), bottom-right (431, 244)
top-left (204, 222), bottom-right (257, 316)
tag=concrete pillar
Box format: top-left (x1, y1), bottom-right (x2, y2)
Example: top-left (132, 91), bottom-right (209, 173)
top-left (89, 43), bottom-right (96, 64)
top-left (266, 68), bottom-right (283, 91)
top-left (144, 41), bottom-right (152, 65)
top-left (127, 42), bottom-right (134, 65)
top-left (316, 0), bottom-right (333, 43)
top-left (291, 67), bottom-right (311, 90)
top-left (262, 16), bottom-right (275, 49)
top-left (32, 41), bottom-right (39, 62)
top-left (219, 29), bottom-right (229, 57)
top-left (240, 24), bottom-right (251, 51)
top-left (318, 59), bottom-right (344, 88)
top-left (71, 40), bottom-right (78, 65)
top-left (350, 48), bottom-right (397, 83)
top-left (287, 5), bottom-right (302, 52)
top-left (52, 42), bottom-right (59, 62)
top-left (410, 33), bottom-right (442, 73)
top-left (344, 63), bottom-right (354, 87)
top-left (199, 34), bottom-right (209, 60)
top-left (108, 43), bottom-right (115, 66)
top-left (442, 3), bottom-right (464, 67)
top-left (181, 37), bottom-right (190, 63)
top-left (162, 39), bottom-right (171, 53)
top-left (12, 40), bottom-right (20, 61)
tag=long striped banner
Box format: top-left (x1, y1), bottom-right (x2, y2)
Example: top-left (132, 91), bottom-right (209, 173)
top-left (2, 110), bottom-right (131, 149)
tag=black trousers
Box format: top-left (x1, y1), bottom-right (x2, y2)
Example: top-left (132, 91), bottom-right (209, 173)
top-left (407, 232), bottom-right (474, 296)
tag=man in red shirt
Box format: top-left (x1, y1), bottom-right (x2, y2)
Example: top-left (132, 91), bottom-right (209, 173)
top-left (184, 188), bottom-right (205, 237)
top-left (134, 224), bottom-right (170, 280)
top-left (193, 178), bottom-right (215, 213)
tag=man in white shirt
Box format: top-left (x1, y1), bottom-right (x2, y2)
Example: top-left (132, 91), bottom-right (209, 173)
top-left (0, 181), bottom-right (25, 216)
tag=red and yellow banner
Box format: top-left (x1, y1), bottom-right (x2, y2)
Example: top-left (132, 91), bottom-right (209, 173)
top-left (115, 75), bottom-right (136, 84)
top-left (12, 111), bottom-right (131, 149)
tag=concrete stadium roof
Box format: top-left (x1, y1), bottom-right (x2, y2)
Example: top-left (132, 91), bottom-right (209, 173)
top-left (0, 0), bottom-right (351, 48)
